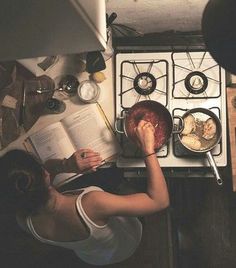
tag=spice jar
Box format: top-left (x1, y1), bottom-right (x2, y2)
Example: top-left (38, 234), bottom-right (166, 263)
top-left (77, 80), bottom-right (100, 103)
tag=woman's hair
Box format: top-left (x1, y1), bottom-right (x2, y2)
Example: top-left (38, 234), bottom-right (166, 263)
top-left (0, 149), bottom-right (50, 215)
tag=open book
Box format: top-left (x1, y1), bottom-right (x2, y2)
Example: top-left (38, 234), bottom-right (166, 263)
top-left (25, 103), bottom-right (120, 186)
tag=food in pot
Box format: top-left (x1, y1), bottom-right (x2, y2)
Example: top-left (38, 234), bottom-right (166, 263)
top-left (182, 114), bottom-right (196, 135)
top-left (181, 134), bottom-right (201, 150)
top-left (126, 105), bottom-right (169, 150)
top-left (180, 113), bottom-right (218, 151)
top-left (202, 118), bottom-right (217, 140)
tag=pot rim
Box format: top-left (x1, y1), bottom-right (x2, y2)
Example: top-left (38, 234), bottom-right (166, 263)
top-left (123, 100), bottom-right (174, 151)
top-left (177, 107), bottom-right (222, 153)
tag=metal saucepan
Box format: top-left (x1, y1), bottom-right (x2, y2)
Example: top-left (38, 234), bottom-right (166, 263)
top-left (175, 107), bottom-right (223, 186)
top-left (115, 100), bottom-right (177, 151)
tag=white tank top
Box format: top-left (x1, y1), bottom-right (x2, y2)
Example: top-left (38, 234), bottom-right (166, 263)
top-left (26, 186), bottom-right (142, 266)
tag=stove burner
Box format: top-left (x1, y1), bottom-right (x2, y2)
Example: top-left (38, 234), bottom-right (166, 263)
top-left (172, 52), bottom-right (221, 99)
top-left (133, 72), bottom-right (156, 95)
top-left (184, 71), bottom-right (208, 94)
top-left (119, 59), bottom-right (168, 108)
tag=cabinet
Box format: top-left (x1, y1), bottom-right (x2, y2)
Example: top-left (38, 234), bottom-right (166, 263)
top-left (0, 0), bottom-right (107, 61)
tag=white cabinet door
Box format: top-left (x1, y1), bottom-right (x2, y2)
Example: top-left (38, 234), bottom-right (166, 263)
top-left (0, 0), bottom-right (107, 61)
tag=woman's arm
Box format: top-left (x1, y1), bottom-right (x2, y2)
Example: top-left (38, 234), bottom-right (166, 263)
top-left (44, 148), bottom-right (103, 179)
top-left (134, 120), bottom-right (170, 209)
top-left (82, 120), bottom-right (170, 222)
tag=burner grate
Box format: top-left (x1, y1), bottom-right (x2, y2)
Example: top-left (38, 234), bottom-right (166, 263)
top-left (119, 60), bottom-right (168, 109)
top-left (172, 52), bottom-right (222, 99)
top-left (115, 52), bottom-right (227, 168)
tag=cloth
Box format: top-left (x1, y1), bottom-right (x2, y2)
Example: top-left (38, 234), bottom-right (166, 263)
top-left (26, 186), bottom-right (142, 266)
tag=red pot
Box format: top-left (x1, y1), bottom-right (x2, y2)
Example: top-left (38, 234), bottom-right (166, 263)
top-left (115, 100), bottom-right (173, 151)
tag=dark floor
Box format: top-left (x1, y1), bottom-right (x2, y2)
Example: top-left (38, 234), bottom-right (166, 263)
top-left (168, 170), bottom-right (236, 268)
top-left (1, 167), bottom-right (236, 268)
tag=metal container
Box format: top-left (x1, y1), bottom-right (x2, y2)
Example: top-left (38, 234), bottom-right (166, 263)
top-left (175, 107), bottom-right (223, 185)
top-left (115, 100), bottom-right (175, 151)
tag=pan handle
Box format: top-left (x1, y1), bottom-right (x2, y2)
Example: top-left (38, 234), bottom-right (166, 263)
top-left (114, 116), bottom-right (125, 134)
top-left (206, 151), bottom-right (223, 186)
top-left (172, 115), bottom-right (184, 134)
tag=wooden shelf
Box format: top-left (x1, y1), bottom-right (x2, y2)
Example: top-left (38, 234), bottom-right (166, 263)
top-left (227, 87), bottom-right (236, 191)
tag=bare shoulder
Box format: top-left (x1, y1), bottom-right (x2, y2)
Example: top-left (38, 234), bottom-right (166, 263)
top-left (81, 190), bottom-right (117, 209)
top-left (81, 190), bottom-right (135, 219)
top-left (80, 191), bottom-right (111, 223)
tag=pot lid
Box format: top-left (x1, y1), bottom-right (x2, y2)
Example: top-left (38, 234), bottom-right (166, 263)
top-left (202, 0), bottom-right (236, 74)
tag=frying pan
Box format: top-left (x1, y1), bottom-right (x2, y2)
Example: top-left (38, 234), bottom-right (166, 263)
top-left (176, 108), bottom-right (223, 186)
top-left (115, 100), bottom-right (175, 151)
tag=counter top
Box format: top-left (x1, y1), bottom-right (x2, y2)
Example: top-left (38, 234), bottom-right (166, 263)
top-left (0, 55), bottom-right (115, 156)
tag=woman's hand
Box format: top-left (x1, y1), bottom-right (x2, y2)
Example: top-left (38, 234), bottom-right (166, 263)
top-left (65, 149), bottom-right (103, 173)
top-left (135, 120), bottom-right (155, 155)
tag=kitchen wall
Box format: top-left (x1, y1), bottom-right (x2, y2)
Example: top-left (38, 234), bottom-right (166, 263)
top-left (106, 0), bottom-right (208, 34)
top-left (106, 0), bottom-right (236, 84)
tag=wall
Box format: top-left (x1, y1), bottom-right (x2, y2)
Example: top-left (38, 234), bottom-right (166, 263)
top-left (106, 0), bottom-right (209, 34)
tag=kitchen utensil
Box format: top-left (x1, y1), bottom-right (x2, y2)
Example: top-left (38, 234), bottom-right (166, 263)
top-left (202, 0), bottom-right (236, 74)
top-left (175, 108), bottom-right (223, 185)
top-left (102, 12), bottom-right (117, 61)
top-left (115, 100), bottom-right (175, 151)
top-left (34, 75), bottom-right (79, 95)
top-left (106, 12), bottom-right (117, 28)
top-left (18, 82), bottom-right (26, 128)
top-left (226, 87), bottom-right (236, 191)
top-left (77, 80), bottom-right (100, 103)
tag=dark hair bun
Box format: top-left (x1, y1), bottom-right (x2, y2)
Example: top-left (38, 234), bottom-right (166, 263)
top-left (0, 149), bottom-right (49, 215)
top-left (14, 171), bottom-right (33, 194)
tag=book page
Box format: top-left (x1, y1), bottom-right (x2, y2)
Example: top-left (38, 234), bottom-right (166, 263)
top-left (27, 122), bottom-right (75, 162)
top-left (61, 104), bottom-right (120, 160)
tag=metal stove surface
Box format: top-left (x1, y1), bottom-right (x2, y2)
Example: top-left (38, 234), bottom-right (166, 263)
top-left (115, 51), bottom-right (227, 168)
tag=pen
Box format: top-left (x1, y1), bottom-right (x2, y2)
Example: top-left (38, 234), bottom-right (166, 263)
top-left (19, 82), bottom-right (26, 127)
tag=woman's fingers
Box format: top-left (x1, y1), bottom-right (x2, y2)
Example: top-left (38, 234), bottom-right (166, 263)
top-left (79, 148), bottom-right (95, 158)
top-left (77, 149), bottom-right (100, 159)
top-left (82, 152), bottom-right (100, 159)
top-left (83, 155), bottom-right (102, 164)
top-left (80, 152), bottom-right (103, 169)
top-left (138, 120), bottom-right (147, 127)
top-left (70, 148), bottom-right (103, 173)
top-left (137, 121), bottom-right (155, 134)
top-left (138, 120), bottom-right (154, 128)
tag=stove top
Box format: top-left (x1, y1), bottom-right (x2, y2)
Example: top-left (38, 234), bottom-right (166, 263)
top-left (115, 51), bottom-right (227, 168)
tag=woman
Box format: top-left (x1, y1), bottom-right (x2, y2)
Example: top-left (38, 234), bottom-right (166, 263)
top-left (0, 120), bottom-right (169, 266)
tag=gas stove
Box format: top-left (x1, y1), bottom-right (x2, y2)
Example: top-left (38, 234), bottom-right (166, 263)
top-left (115, 51), bottom-right (227, 169)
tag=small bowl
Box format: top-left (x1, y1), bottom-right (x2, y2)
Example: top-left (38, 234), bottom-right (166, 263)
top-left (59, 75), bottom-right (79, 95)
top-left (77, 80), bottom-right (100, 103)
